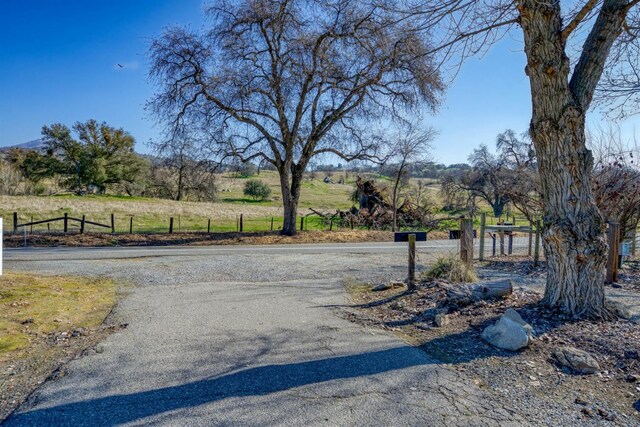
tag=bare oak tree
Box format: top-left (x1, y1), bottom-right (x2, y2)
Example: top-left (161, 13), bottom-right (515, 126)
top-left (386, 124), bottom-right (435, 231)
top-left (148, 0), bottom-right (443, 235)
top-left (401, 0), bottom-right (640, 318)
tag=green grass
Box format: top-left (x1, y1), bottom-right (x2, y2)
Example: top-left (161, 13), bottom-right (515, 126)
top-left (0, 273), bottom-right (117, 361)
top-left (0, 171), bottom-right (454, 234)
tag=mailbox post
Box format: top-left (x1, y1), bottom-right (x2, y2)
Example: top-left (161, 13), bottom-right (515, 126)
top-left (394, 232), bottom-right (427, 290)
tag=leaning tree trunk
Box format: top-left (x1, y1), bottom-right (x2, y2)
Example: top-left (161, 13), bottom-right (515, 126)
top-left (520, 0), bottom-right (612, 318)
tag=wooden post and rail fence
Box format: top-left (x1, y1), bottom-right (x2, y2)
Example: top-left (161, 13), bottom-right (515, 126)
top-left (5, 211), bottom-right (633, 284)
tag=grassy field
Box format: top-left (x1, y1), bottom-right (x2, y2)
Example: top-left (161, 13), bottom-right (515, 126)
top-left (0, 171), bottom-right (443, 234)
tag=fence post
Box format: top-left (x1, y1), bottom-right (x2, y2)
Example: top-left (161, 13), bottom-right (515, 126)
top-left (13, 212), bottom-right (18, 233)
top-left (350, 217), bottom-right (354, 230)
top-left (534, 220), bottom-right (541, 267)
top-left (80, 215), bottom-right (85, 234)
top-left (407, 233), bottom-right (416, 290)
top-left (499, 230), bottom-right (505, 256)
top-left (479, 213), bottom-right (486, 261)
top-left (329, 219), bottom-right (333, 231)
top-left (63, 213), bottom-right (68, 233)
top-left (508, 233), bottom-right (513, 255)
top-left (632, 229), bottom-right (637, 258)
top-left (111, 214), bottom-right (115, 234)
top-left (270, 217), bottom-right (274, 231)
top-left (460, 217), bottom-right (474, 267)
top-left (129, 217), bottom-right (133, 234)
top-left (169, 217), bottom-right (174, 234)
top-left (239, 214), bottom-right (243, 233)
top-left (300, 216), bottom-right (304, 231)
top-left (30, 216), bottom-right (33, 234)
top-left (528, 221), bottom-right (533, 256)
top-left (207, 219), bottom-right (211, 233)
top-left (606, 221), bottom-right (620, 284)
top-left (491, 233), bottom-right (496, 257)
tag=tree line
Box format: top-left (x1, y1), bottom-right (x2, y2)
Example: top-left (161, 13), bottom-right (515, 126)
top-left (441, 128), bottom-right (640, 250)
top-left (0, 119), bottom-right (220, 201)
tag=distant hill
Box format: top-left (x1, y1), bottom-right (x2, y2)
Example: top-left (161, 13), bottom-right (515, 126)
top-left (0, 138), bottom-right (47, 152)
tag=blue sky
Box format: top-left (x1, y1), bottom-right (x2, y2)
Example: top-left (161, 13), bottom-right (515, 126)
top-left (0, 1), bottom-right (636, 165)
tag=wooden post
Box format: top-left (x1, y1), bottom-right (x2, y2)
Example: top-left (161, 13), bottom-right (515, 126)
top-left (30, 216), bottom-right (33, 234)
top-left (111, 214), bottom-right (115, 233)
top-left (129, 217), bottom-right (133, 234)
top-left (13, 212), bottom-right (18, 233)
top-left (632, 229), bottom-right (637, 258)
top-left (407, 233), bottom-right (416, 290)
top-left (239, 214), bottom-right (244, 233)
top-left (329, 219), bottom-right (333, 231)
top-left (491, 233), bottom-right (496, 257)
top-left (508, 233), bottom-right (513, 255)
top-left (300, 216), bottom-right (304, 231)
top-left (63, 213), bottom-right (68, 233)
top-left (207, 219), bottom-right (211, 233)
top-left (80, 215), bottom-right (85, 234)
top-left (169, 217), bottom-right (174, 234)
top-left (534, 220), bottom-right (541, 267)
top-left (460, 217), bottom-right (474, 267)
top-left (499, 230), bottom-right (505, 256)
top-left (606, 221), bottom-right (620, 284)
top-left (528, 221), bottom-right (533, 256)
top-left (270, 217), bottom-right (274, 231)
top-left (350, 217), bottom-right (354, 230)
top-left (479, 213), bottom-right (486, 261)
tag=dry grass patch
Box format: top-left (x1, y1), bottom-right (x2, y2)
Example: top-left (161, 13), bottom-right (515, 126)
top-left (0, 273), bottom-right (116, 360)
top-left (0, 273), bottom-right (119, 421)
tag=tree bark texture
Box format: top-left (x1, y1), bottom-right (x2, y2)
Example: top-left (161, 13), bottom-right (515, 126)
top-left (280, 166), bottom-right (303, 236)
top-left (519, 0), bottom-right (627, 318)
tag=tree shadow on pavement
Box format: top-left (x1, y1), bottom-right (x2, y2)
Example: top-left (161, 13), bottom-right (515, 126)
top-left (6, 347), bottom-right (431, 427)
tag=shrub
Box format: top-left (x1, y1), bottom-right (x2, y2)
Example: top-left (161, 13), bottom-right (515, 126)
top-left (243, 179), bottom-right (271, 201)
top-left (422, 255), bottom-right (477, 283)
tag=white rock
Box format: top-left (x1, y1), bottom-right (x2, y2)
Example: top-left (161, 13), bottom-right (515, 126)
top-left (481, 309), bottom-right (533, 351)
top-left (434, 313), bottom-right (450, 327)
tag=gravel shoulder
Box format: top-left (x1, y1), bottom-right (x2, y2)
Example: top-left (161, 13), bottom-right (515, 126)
top-left (344, 258), bottom-right (640, 426)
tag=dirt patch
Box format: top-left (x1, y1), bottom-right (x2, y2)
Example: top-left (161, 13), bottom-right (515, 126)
top-left (343, 260), bottom-right (640, 426)
top-left (1, 229), bottom-right (426, 248)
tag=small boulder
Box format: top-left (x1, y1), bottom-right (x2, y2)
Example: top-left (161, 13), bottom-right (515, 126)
top-left (434, 313), bottom-right (450, 327)
top-left (372, 283), bottom-right (392, 292)
top-left (608, 300), bottom-right (632, 320)
top-left (553, 346), bottom-right (600, 374)
top-left (481, 309), bottom-right (533, 351)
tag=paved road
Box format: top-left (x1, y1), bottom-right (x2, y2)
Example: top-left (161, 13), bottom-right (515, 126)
top-left (4, 242), bottom-right (528, 426)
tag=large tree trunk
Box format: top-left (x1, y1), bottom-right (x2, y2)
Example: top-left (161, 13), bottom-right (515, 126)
top-left (520, 0), bottom-right (612, 318)
top-left (280, 168), bottom-right (302, 236)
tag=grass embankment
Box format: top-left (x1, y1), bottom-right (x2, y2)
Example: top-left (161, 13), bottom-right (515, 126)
top-left (0, 273), bottom-right (118, 420)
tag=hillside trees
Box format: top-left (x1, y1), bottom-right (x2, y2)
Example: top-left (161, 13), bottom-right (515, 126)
top-left (441, 130), bottom-right (539, 219)
top-left (149, 133), bottom-right (218, 201)
top-left (148, 0), bottom-right (443, 235)
top-left (34, 120), bottom-right (147, 194)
